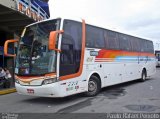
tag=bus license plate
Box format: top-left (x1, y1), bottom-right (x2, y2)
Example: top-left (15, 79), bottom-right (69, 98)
top-left (27, 89), bottom-right (34, 94)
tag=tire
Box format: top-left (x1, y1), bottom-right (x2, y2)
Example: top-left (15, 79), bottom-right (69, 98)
top-left (85, 75), bottom-right (101, 96)
top-left (140, 70), bottom-right (147, 82)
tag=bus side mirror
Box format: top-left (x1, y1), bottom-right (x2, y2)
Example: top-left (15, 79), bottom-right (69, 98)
top-left (49, 30), bottom-right (64, 52)
top-left (4, 39), bottom-right (18, 57)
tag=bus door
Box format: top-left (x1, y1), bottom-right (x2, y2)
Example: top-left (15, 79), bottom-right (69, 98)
top-left (60, 38), bottom-right (77, 76)
top-left (59, 20), bottom-right (82, 77)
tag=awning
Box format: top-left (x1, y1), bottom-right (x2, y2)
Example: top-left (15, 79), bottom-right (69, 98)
top-left (0, 4), bottom-right (35, 35)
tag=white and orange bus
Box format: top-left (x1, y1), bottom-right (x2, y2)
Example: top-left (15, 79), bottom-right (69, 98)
top-left (4, 17), bottom-right (156, 97)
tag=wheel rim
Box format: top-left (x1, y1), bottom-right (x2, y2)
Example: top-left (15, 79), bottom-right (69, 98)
top-left (88, 80), bottom-right (97, 92)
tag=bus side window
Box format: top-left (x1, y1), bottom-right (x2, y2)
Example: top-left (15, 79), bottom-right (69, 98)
top-left (86, 25), bottom-right (105, 48)
top-left (86, 36), bottom-right (94, 47)
top-left (119, 34), bottom-right (131, 51)
top-left (104, 30), bottom-right (119, 50)
top-left (131, 37), bottom-right (140, 52)
top-left (146, 41), bottom-right (154, 53)
top-left (139, 38), bottom-right (145, 52)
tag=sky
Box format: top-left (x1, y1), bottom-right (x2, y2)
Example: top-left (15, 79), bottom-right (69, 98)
top-left (49, 0), bottom-right (160, 49)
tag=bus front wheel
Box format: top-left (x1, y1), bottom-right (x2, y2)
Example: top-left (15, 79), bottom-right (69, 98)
top-left (85, 76), bottom-right (101, 96)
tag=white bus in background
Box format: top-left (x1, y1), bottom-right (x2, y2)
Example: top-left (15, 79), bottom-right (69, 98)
top-left (155, 50), bottom-right (160, 66)
top-left (4, 17), bottom-right (156, 97)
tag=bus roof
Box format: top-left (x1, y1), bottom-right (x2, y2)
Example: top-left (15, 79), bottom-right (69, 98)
top-left (25, 16), bottom-right (153, 42)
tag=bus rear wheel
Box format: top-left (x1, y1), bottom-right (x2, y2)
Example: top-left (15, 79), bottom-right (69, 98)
top-left (85, 76), bottom-right (101, 96)
top-left (140, 69), bottom-right (147, 82)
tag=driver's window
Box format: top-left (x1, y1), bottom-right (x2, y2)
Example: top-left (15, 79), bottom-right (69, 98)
top-left (60, 20), bottom-right (82, 76)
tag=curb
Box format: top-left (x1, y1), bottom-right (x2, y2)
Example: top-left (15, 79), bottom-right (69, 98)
top-left (0, 88), bottom-right (16, 95)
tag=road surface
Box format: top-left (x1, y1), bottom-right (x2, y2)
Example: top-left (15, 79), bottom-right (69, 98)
top-left (0, 68), bottom-right (160, 118)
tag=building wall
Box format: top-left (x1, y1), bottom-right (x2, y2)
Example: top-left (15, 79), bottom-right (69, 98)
top-left (0, 0), bottom-right (16, 9)
top-left (0, 0), bottom-right (50, 88)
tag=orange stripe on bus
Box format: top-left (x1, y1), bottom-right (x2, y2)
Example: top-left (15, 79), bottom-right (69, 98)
top-left (96, 49), bottom-right (155, 59)
top-left (15, 73), bottom-right (56, 83)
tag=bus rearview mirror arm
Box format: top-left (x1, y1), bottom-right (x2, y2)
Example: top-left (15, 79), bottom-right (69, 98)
top-left (4, 39), bottom-right (18, 57)
top-left (49, 30), bottom-right (64, 52)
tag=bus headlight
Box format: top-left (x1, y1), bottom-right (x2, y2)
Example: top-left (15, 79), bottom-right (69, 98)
top-left (42, 78), bottom-right (57, 85)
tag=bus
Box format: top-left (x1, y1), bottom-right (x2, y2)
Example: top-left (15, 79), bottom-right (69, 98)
top-left (155, 50), bottom-right (160, 66)
top-left (4, 17), bottom-right (156, 97)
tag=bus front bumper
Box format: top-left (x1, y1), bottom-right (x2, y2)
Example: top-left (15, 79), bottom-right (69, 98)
top-left (15, 83), bottom-right (65, 97)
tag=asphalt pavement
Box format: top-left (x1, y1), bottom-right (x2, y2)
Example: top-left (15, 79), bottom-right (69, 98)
top-left (0, 68), bottom-right (160, 115)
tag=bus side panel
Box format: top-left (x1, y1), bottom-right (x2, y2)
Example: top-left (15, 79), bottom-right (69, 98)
top-left (102, 62), bottom-right (123, 87)
top-left (84, 49), bottom-right (105, 87)
top-left (145, 60), bottom-right (156, 76)
top-left (60, 65), bottom-right (88, 96)
top-left (121, 51), bottom-right (141, 83)
top-left (122, 62), bottom-right (141, 83)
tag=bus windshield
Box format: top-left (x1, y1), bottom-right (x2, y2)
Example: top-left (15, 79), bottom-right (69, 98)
top-left (15, 19), bottom-right (61, 76)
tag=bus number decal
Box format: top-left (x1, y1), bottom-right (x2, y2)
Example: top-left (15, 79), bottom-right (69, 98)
top-left (87, 57), bottom-right (93, 62)
top-left (66, 81), bottom-right (79, 91)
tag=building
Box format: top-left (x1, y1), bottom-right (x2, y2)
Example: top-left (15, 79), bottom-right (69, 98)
top-left (0, 0), bottom-right (50, 88)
